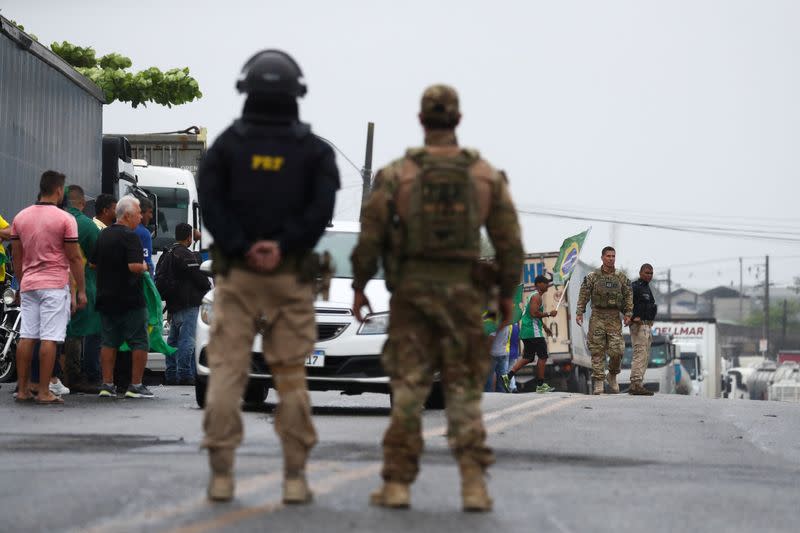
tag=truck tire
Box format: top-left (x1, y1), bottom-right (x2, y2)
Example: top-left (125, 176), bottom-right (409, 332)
top-left (195, 376), bottom-right (207, 408)
top-left (244, 382), bottom-right (268, 406)
top-left (424, 382), bottom-right (446, 410)
top-left (566, 367), bottom-right (590, 395)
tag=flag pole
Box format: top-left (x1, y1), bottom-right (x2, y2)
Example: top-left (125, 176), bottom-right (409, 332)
top-left (554, 226), bottom-right (592, 311)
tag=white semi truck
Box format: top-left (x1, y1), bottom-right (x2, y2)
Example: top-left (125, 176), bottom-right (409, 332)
top-left (651, 319), bottom-right (722, 399)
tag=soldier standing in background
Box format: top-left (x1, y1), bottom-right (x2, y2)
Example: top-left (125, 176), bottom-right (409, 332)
top-left (351, 84), bottom-right (524, 512)
top-left (575, 246), bottom-right (633, 394)
top-left (198, 49), bottom-right (339, 504)
top-left (629, 263), bottom-right (657, 395)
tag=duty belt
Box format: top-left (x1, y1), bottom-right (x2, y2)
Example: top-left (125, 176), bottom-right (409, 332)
top-left (401, 258), bottom-right (475, 283)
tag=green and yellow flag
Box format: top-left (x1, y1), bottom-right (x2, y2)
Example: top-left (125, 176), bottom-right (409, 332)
top-left (553, 229), bottom-right (589, 285)
top-left (483, 283), bottom-right (524, 335)
top-left (120, 273), bottom-right (177, 356)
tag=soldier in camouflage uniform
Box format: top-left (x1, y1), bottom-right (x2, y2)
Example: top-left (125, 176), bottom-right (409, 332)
top-left (350, 84), bottom-right (523, 512)
top-left (575, 246), bottom-right (633, 394)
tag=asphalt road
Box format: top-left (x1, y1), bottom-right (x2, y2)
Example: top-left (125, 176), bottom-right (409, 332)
top-left (1, 384), bottom-right (798, 533)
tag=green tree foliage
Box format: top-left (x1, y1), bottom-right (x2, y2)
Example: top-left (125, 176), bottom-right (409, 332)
top-left (745, 300), bottom-right (800, 332)
top-left (5, 16), bottom-right (202, 108)
top-left (49, 41), bottom-right (202, 107)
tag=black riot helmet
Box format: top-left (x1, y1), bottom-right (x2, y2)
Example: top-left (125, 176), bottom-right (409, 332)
top-left (236, 49), bottom-right (307, 98)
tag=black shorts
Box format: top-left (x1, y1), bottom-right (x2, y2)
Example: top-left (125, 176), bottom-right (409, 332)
top-left (521, 337), bottom-right (548, 361)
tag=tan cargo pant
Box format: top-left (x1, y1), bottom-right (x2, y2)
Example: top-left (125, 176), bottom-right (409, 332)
top-left (629, 321), bottom-right (652, 385)
top-left (202, 267), bottom-right (318, 476)
top-left (588, 308), bottom-right (624, 382)
top-left (380, 280), bottom-right (494, 484)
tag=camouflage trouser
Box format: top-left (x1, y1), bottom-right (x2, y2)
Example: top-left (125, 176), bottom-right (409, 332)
top-left (588, 309), bottom-right (624, 382)
top-left (629, 321), bottom-right (652, 384)
top-left (380, 280), bottom-right (494, 484)
top-left (202, 267), bottom-right (318, 476)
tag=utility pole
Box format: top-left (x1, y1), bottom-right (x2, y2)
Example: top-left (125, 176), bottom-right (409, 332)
top-left (764, 254), bottom-right (770, 359)
top-left (781, 299), bottom-right (788, 352)
top-left (359, 122), bottom-right (375, 222)
top-left (667, 269), bottom-right (672, 318)
top-left (739, 257), bottom-right (743, 322)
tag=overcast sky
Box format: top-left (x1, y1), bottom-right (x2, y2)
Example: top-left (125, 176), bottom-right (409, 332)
top-left (5, 0), bottom-right (799, 292)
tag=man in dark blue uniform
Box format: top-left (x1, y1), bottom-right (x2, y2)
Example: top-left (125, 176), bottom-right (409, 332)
top-left (198, 49), bottom-right (339, 504)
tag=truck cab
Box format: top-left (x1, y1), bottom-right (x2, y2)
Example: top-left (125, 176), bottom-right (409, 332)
top-left (617, 334), bottom-right (682, 394)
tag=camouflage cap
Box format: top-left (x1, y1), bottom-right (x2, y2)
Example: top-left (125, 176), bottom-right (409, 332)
top-left (420, 84), bottom-right (460, 121)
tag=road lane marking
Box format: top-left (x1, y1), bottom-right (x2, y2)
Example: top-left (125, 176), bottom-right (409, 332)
top-left (160, 394), bottom-right (582, 532)
top-left (422, 394), bottom-right (565, 439)
top-left (484, 397), bottom-right (582, 435)
top-left (79, 462), bottom-right (338, 533)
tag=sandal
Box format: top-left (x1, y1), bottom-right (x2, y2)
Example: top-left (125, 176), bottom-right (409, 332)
top-left (13, 393), bottom-right (35, 403)
top-left (35, 396), bottom-right (65, 405)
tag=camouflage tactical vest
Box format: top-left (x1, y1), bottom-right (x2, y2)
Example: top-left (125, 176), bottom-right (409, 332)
top-left (590, 271), bottom-right (624, 309)
top-left (401, 148), bottom-right (482, 261)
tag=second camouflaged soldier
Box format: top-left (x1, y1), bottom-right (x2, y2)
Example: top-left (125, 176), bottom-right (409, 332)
top-left (575, 246), bottom-right (633, 394)
top-left (198, 50), bottom-right (339, 504)
top-left (351, 84), bottom-right (524, 512)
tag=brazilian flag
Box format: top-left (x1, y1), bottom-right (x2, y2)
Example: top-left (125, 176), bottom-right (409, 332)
top-left (553, 229), bottom-right (589, 285)
top-left (120, 273), bottom-right (177, 356)
top-left (483, 284), bottom-right (524, 335)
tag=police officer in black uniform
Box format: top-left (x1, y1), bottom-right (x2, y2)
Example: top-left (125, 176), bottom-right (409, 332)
top-left (198, 49), bottom-right (339, 503)
top-left (629, 263), bottom-right (657, 395)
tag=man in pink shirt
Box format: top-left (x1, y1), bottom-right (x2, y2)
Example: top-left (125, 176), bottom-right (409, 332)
top-left (10, 171), bottom-right (87, 404)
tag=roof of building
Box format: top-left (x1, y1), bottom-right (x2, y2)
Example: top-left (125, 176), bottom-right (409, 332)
top-left (702, 286), bottom-right (745, 299)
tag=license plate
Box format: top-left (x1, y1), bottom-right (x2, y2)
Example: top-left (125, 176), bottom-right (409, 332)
top-left (305, 350), bottom-right (325, 367)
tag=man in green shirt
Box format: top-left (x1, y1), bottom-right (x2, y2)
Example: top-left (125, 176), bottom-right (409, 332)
top-left (502, 275), bottom-right (557, 393)
top-left (63, 186), bottom-right (102, 389)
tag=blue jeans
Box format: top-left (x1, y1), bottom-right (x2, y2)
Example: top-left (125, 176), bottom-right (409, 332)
top-left (485, 355), bottom-right (509, 392)
top-left (166, 307), bottom-right (199, 381)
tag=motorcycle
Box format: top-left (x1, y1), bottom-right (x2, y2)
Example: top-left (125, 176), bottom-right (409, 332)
top-left (0, 284), bottom-right (20, 382)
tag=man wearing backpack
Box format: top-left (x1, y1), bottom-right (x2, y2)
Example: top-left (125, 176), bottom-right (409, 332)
top-left (351, 85), bottom-right (523, 512)
top-left (159, 223), bottom-right (210, 385)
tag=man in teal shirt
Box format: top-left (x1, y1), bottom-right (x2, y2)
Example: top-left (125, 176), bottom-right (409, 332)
top-left (64, 186), bottom-right (102, 389)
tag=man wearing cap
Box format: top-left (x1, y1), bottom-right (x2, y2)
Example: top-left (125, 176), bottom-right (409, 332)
top-left (351, 84), bottom-right (523, 512)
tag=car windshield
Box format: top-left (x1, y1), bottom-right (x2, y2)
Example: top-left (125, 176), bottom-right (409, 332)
top-left (146, 186), bottom-right (190, 251)
top-left (314, 231), bottom-right (384, 279)
top-left (680, 353), bottom-right (700, 380)
top-left (621, 343), bottom-right (670, 369)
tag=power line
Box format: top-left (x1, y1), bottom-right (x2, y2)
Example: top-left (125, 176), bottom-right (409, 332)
top-left (517, 209), bottom-right (800, 242)
top-left (313, 134), bottom-right (362, 175)
top-left (523, 205), bottom-right (800, 235)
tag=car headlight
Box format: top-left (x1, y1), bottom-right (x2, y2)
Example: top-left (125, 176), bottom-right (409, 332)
top-left (2, 287), bottom-right (16, 306)
top-left (200, 299), bottom-right (214, 325)
top-left (357, 312), bottom-right (389, 335)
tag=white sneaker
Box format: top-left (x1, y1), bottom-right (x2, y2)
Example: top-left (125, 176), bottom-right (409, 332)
top-left (49, 378), bottom-right (70, 396)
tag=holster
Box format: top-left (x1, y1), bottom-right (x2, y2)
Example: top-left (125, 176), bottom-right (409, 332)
top-left (297, 252), bottom-right (321, 284)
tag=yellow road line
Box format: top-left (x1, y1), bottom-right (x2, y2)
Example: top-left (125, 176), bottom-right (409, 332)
top-left (161, 394), bottom-right (582, 533)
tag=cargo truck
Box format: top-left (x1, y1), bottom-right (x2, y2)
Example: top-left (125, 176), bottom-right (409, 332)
top-left (108, 127), bottom-right (207, 176)
top-left (651, 319), bottom-right (722, 398)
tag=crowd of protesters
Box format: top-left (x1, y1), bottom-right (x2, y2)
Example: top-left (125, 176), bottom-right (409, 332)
top-left (1, 170), bottom-right (207, 404)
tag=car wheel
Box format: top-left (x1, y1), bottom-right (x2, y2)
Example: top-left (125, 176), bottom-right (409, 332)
top-left (195, 377), bottom-right (207, 408)
top-left (244, 382), bottom-right (268, 406)
top-left (424, 382), bottom-right (445, 410)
